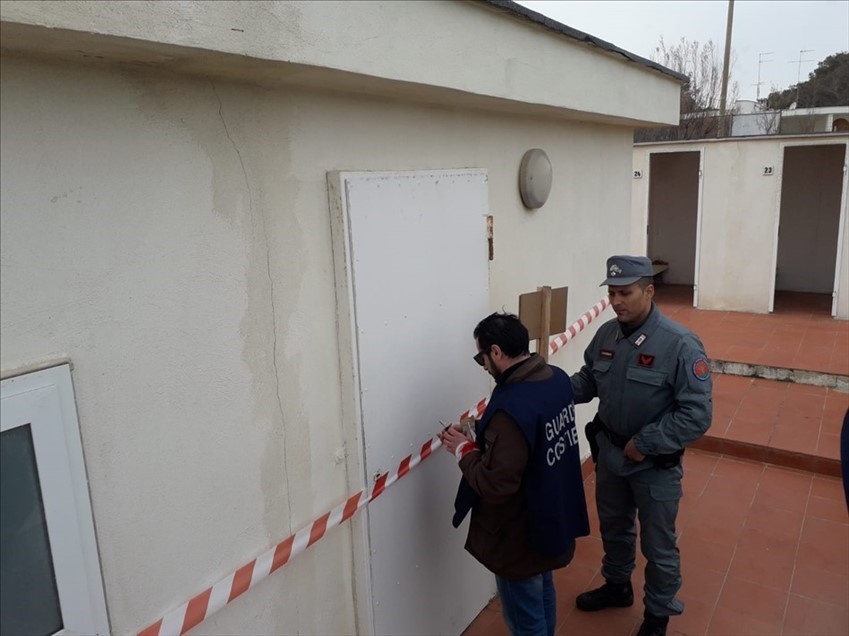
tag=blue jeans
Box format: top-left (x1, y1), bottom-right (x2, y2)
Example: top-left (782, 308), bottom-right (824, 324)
top-left (495, 571), bottom-right (556, 636)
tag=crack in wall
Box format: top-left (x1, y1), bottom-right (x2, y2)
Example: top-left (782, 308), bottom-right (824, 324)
top-left (210, 80), bottom-right (294, 536)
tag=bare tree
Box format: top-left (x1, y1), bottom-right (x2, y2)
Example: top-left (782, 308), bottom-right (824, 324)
top-left (635, 37), bottom-right (740, 141)
top-left (756, 108), bottom-right (781, 135)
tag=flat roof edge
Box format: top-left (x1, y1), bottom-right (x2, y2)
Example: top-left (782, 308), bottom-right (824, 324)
top-left (635, 132), bottom-right (849, 146)
top-left (483, 0), bottom-right (688, 83)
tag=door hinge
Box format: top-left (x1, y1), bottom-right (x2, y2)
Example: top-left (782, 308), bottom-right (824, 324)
top-left (487, 215), bottom-right (494, 261)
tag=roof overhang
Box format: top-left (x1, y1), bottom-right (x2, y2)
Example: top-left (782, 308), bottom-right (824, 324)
top-left (0, 0), bottom-right (683, 127)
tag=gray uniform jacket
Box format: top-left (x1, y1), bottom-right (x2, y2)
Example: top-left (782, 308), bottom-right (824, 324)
top-left (571, 304), bottom-right (712, 477)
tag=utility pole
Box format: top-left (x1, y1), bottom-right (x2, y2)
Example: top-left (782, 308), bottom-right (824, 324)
top-left (754, 51), bottom-right (774, 102)
top-left (789, 49), bottom-right (815, 106)
top-left (718, 0), bottom-right (735, 136)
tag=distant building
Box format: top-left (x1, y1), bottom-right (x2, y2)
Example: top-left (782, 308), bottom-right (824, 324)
top-left (732, 100), bottom-right (849, 137)
top-left (631, 134), bottom-right (849, 318)
top-left (637, 100), bottom-right (849, 142)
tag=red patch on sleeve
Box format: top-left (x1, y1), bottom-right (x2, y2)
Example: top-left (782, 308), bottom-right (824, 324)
top-left (693, 358), bottom-right (711, 381)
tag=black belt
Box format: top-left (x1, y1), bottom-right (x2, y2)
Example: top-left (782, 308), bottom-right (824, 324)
top-left (596, 417), bottom-right (629, 449)
top-left (587, 414), bottom-right (684, 469)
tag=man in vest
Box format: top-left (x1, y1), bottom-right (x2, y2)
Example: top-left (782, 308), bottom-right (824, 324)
top-left (572, 255), bottom-right (713, 636)
top-left (440, 312), bottom-right (589, 636)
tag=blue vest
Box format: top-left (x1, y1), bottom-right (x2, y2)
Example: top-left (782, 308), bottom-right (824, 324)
top-left (453, 367), bottom-right (590, 557)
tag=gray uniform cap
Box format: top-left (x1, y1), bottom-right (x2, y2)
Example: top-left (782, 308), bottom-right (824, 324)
top-left (600, 255), bottom-right (653, 286)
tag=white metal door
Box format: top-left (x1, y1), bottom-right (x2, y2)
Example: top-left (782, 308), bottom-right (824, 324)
top-left (331, 170), bottom-right (495, 635)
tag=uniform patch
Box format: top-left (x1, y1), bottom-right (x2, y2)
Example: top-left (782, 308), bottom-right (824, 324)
top-left (638, 354), bottom-right (655, 367)
top-left (634, 334), bottom-right (647, 347)
top-left (600, 349), bottom-right (615, 360)
top-left (693, 358), bottom-right (711, 381)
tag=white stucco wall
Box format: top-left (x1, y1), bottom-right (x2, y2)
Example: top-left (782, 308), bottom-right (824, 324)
top-left (0, 0), bottom-right (681, 128)
top-left (632, 136), bottom-right (849, 316)
top-left (0, 55), bottom-right (355, 635)
top-left (0, 52), bottom-right (634, 634)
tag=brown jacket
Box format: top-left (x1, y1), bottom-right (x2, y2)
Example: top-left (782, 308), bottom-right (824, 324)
top-left (459, 354), bottom-right (576, 579)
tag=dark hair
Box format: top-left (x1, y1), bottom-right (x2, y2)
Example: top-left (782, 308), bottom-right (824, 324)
top-left (634, 277), bottom-right (655, 290)
top-left (473, 312), bottom-right (530, 358)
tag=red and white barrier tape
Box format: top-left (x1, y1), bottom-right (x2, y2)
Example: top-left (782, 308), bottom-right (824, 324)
top-left (548, 297), bottom-right (610, 356)
top-left (138, 297), bottom-right (610, 636)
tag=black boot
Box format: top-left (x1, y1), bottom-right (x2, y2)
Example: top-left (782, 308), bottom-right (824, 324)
top-left (575, 580), bottom-right (634, 611)
top-left (636, 613), bottom-right (669, 636)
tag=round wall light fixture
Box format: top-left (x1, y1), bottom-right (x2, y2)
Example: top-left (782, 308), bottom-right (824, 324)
top-left (518, 148), bottom-right (552, 210)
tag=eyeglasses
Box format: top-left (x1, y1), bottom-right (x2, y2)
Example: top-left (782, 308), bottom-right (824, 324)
top-left (473, 347), bottom-right (492, 366)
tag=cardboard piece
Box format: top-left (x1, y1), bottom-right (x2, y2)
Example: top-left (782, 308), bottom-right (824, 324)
top-left (519, 286), bottom-right (568, 339)
top-left (519, 286), bottom-right (568, 361)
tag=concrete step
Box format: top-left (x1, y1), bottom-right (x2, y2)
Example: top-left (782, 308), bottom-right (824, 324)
top-left (692, 436), bottom-right (840, 477)
top-left (711, 358), bottom-right (848, 393)
top-left (697, 373), bottom-right (846, 477)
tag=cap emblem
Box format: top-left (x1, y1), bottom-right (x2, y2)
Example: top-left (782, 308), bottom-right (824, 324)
top-left (609, 264), bottom-right (622, 277)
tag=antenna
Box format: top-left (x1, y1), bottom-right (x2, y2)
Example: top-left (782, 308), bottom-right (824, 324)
top-left (788, 49), bottom-right (815, 105)
top-left (754, 51), bottom-right (774, 101)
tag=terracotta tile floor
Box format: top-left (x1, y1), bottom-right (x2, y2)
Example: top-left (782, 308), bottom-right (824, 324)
top-left (655, 285), bottom-right (849, 377)
top-left (462, 451), bottom-right (849, 636)
top-left (708, 374), bottom-right (848, 462)
top-left (463, 286), bottom-right (848, 636)
top-left (654, 285), bottom-right (848, 465)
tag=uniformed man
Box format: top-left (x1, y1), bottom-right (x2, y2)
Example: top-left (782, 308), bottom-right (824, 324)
top-left (571, 255), bottom-right (712, 636)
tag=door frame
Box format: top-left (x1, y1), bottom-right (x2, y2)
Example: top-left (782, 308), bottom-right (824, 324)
top-left (644, 147), bottom-right (705, 307)
top-left (327, 171), bottom-right (375, 636)
top-left (831, 142), bottom-right (849, 316)
top-left (769, 140), bottom-right (849, 315)
top-left (327, 168), bottom-right (494, 635)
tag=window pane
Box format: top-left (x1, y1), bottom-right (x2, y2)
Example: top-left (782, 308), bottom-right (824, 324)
top-left (1, 425), bottom-right (63, 636)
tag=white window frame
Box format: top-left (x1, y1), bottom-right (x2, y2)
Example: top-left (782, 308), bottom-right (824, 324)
top-left (1, 364), bottom-right (109, 635)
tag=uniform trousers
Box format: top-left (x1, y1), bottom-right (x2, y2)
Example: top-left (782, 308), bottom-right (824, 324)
top-left (595, 453), bottom-right (684, 617)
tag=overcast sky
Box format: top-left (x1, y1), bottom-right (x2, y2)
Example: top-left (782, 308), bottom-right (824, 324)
top-left (514, 1), bottom-right (849, 102)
